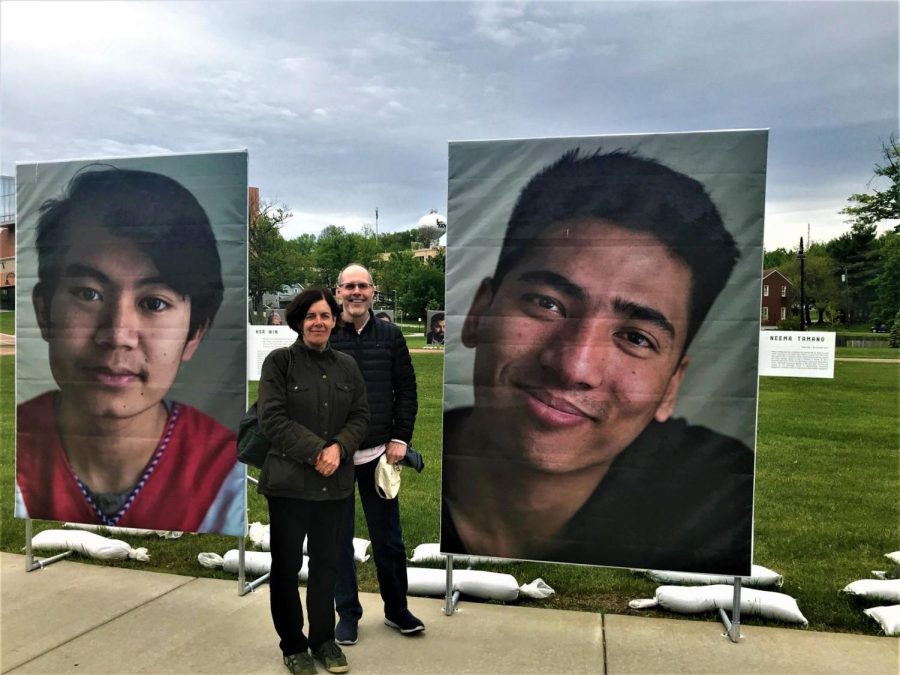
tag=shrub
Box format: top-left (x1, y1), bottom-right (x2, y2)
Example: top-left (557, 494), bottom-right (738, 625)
top-left (777, 316), bottom-right (801, 331)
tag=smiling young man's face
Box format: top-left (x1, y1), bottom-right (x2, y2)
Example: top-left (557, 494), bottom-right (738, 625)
top-left (463, 218), bottom-right (693, 476)
top-left (34, 223), bottom-right (205, 421)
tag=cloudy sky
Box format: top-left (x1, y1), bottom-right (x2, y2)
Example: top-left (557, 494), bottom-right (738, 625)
top-left (1, 1), bottom-right (896, 250)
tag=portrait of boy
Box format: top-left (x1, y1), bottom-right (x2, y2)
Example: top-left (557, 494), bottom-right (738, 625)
top-left (15, 155), bottom-right (247, 535)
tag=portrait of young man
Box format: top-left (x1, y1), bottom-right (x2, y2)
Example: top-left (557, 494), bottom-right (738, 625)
top-left (441, 131), bottom-right (767, 576)
top-left (426, 311), bottom-right (445, 345)
top-left (15, 152), bottom-right (248, 535)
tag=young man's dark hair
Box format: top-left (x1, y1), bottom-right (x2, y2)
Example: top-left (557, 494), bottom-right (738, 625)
top-left (494, 149), bottom-right (739, 350)
top-left (430, 312), bottom-right (445, 328)
top-left (285, 288), bottom-right (341, 335)
top-left (35, 166), bottom-right (223, 340)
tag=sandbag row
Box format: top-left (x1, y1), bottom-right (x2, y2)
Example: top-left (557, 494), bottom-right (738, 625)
top-left (843, 552), bottom-right (900, 636)
top-left (247, 521), bottom-right (370, 561)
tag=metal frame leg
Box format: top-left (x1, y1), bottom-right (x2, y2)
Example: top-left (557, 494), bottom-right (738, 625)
top-left (718, 577), bottom-right (742, 643)
top-left (443, 554), bottom-right (460, 615)
top-left (24, 519), bottom-right (72, 572)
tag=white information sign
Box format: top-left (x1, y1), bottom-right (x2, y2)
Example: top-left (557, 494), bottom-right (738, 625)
top-left (247, 326), bottom-right (295, 380)
top-left (758, 331), bottom-right (835, 379)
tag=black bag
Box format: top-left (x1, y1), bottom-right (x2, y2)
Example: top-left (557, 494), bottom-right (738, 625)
top-left (237, 347), bottom-right (293, 468)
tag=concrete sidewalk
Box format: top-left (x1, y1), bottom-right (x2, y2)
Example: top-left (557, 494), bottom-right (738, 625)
top-left (1, 552), bottom-right (896, 674)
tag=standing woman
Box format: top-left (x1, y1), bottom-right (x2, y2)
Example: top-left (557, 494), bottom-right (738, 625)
top-left (258, 288), bottom-right (369, 675)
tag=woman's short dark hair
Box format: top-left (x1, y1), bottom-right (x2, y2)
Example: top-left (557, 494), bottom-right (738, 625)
top-left (35, 166), bottom-right (223, 340)
top-left (285, 288), bottom-right (341, 335)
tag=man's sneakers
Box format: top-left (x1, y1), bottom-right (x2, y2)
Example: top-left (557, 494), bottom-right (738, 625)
top-left (335, 617), bottom-right (358, 646)
top-left (284, 652), bottom-right (317, 675)
top-left (312, 640), bottom-right (350, 673)
top-left (384, 609), bottom-right (426, 635)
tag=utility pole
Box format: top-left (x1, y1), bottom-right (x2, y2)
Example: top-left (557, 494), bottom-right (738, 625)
top-left (798, 237), bottom-right (806, 331)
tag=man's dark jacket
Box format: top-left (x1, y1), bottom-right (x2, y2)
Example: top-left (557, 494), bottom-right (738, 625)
top-left (330, 311), bottom-right (417, 448)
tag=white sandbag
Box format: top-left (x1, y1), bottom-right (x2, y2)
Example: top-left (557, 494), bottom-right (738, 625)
top-left (885, 551), bottom-right (900, 565)
top-left (518, 578), bottom-right (555, 600)
top-left (352, 538), bottom-right (371, 562)
top-left (407, 567), bottom-right (448, 596)
top-left (224, 549), bottom-right (310, 580)
top-left (64, 523), bottom-right (172, 539)
top-left (198, 552), bottom-right (224, 569)
top-left (247, 521), bottom-right (268, 548)
top-left (32, 529), bottom-right (149, 562)
top-left (842, 579), bottom-right (900, 603)
top-left (864, 605), bottom-right (900, 636)
top-left (641, 564), bottom-right (783, 588)
top-left (406, 567), bottom-right (546, 602)
top-left (628, 584), bottom-right (808, 626)
top-left (409, 543), bottom-right (445, 563)
top-left (455, 569), bottom-right (520, 601)
top-left (248, 522), bottom-right (370, 562)
top-left (408, 542), bottom-right (510, 565)
top-left (63, 523), bottom-right (182, 539)
top-left (199, 550), bottom-right (309, 580)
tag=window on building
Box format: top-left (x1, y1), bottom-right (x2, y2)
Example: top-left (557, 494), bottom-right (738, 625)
top-left (781, 285), bottom-right (787, 297)
top-left (763, 284), bottom-right (769, 297)
top-left (781, 307), bottom-right (786, 320)
top-left (762, 306), bottom-right (769, 322)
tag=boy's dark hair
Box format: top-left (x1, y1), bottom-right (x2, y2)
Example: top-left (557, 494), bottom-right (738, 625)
top-left (35, 166), bottom-right (223, 339)
top-left (495, 149), bottom-right (739, 349)
top-left (430, 311), bottom-right (445, 328)
top-left (285, 288), bottom-right (341, 335)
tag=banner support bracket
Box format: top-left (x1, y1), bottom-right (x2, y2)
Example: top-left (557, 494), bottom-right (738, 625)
top-left (24, 518), bottom-right (72, 572)
top-left (718, 577), bottom-right (742, 643)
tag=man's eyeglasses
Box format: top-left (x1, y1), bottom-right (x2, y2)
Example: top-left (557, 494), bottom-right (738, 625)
top-left (340, 282), bottom-right (372, 291)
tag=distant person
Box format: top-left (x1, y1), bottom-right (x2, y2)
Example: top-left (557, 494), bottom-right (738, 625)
top-left (257, 288), bottom-right (369, 675)
top-left (426, 312), bottom-right (445, 345)
top-left (16, 167), bottom-right (243, 533)
top-left (441, 149), bottom-right (755, 575)
top-left (268, 310), bottom-right (284, 326)
top-left (375, 311), bottom-right (392, 323)
top-left (330, 263), bottom-right (425, 644)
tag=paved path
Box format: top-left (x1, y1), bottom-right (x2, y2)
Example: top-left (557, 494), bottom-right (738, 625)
top-left (0, 332), bottom-right (13, 357)
top-left (1, 552), bottom-right (896, 674)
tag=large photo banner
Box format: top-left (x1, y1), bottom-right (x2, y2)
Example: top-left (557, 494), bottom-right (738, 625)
top-left (15, 151), bottom-right (248, 535)
top-left (441, 131), bottom-right (767, 575)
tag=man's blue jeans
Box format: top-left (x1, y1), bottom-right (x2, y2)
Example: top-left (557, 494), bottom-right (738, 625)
top-left (335, 455), bottom-right (409, 621)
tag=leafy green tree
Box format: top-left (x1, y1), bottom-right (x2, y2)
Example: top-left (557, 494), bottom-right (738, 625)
top-left (402, 260), bottom-right (445, 320)
top-left (782, 244), bottom-right (842, 325)
top-left (248, 203), bottom-right (300, 313)
top-left (872, 230), bottom-right (900, 323)
top-left (312, 225), bottom-right (382, 287)
top-left (763, 247), bottom-right (793, 270)
top-left (827, 222), bottom-right (879, 322)
top-left (841, 136), bottom-right (899, 229)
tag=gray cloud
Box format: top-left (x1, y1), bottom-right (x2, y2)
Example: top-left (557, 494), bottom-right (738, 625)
top-left (1, 1), bottom-right (896, 248)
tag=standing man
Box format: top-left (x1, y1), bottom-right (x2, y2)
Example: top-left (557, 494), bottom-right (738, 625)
top-left (331, 263), bottom-right (424, 644)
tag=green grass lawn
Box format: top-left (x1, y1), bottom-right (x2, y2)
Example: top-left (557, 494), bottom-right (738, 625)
top-left (0, 311), bottom-right (13, 335)
top-left (836, 346), bottom-right (898, 359)
top-left (1, 352), bottom-right (897, 634)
